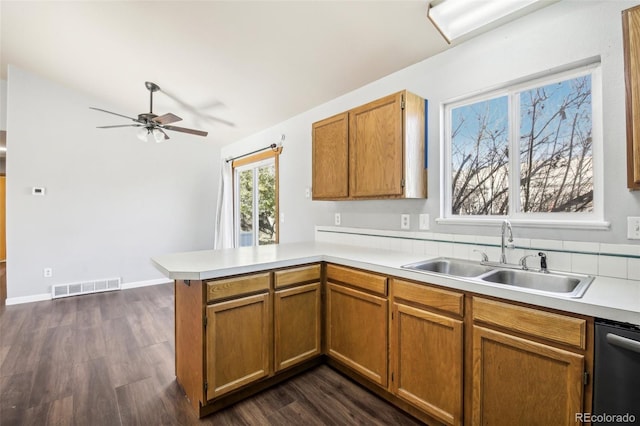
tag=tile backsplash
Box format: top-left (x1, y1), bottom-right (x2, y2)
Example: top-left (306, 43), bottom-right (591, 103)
top-left (316, 226), bottom-right (640, 281)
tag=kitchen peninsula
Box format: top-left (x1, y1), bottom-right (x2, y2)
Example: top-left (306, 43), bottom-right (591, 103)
top-left (152, 242), bottom-right (639, 424)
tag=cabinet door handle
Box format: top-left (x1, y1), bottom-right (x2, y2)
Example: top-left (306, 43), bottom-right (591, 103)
top-left (606, 333), bottom-right (640, 354)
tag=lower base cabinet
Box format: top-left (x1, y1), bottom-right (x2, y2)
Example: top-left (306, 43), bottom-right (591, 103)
top-left (325, 265), bottom-right (389, 388)
top-left (274, 282), bottom-right (322, 372)
top-left (391, 303), bottom-right (463, 425)
top-left (206, 292), bottom-right (272, 400)
top-left (174, 265), bottom-right (322, 417)
top-left (175, 263), bottom-right (593, 425)
top-left (390, 279), bottom-right (464, 426)
top-left (326, 282), bottom-right (388, 387)
top-left (471, 297), bottom-right (591, 426)
top-left (472, 325), bottom-right (585, 425)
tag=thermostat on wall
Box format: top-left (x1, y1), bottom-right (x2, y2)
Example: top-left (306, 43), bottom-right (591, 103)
top-left (32, 187), bottom-right (46, 196)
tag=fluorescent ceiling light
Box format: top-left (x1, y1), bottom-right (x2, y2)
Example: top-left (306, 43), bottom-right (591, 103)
top-left (427, 0), bottom-right (540, 43)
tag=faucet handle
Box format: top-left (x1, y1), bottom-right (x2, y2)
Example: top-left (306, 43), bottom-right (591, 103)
top-left (473, 249), bottom-right (489, 262)
top-left (519, 254), bottom-right (536, 270)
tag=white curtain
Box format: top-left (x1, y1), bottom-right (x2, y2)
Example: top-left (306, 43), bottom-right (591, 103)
top-left (214, 159), bottom-right (235, 249)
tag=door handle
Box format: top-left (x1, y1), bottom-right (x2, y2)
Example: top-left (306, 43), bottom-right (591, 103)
top-left (606, 333), bottom-right (640, 354)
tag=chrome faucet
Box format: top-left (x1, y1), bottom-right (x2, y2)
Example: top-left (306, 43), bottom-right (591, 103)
top-left (500, 219), bottom-right (514, 264)
top-left (519, 254), bottom-right (536, 270)
top-left (519, 251), bottom-right (549, 273)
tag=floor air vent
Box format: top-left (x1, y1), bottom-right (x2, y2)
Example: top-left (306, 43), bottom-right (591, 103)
top-left (52, 277), bottom-right (121, 299)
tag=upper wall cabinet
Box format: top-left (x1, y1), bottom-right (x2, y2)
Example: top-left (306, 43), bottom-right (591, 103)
top-left (312, 112), bottom-right (349, 199)
top-left (312, 90), bottom-right (427, 200)
top-left (623, 5), bottom-right (640, 190)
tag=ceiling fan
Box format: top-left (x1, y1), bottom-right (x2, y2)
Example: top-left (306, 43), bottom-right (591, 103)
top-left (90, 81), bottom-right (208, 142)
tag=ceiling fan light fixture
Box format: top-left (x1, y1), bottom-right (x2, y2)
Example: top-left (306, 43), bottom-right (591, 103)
top-left (137, 127), bottom-right (149, 142)
top-left (152, 128), bottom-right (166, 143)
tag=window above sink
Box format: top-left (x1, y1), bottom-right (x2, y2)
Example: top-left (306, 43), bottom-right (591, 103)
top-left (439, 59), bottom-right (607, 230)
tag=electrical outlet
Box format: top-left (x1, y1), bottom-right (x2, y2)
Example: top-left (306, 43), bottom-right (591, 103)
top-left (628, 217), bottom-right (640, 239)
top-left (335, 213), bottom-right (341, 226)
top-left (43, 268), bottom-right (53, 278)
top-left (401, 214), bottom-right (410, 230)
top-left (419, 214), bottom-right (430, 230)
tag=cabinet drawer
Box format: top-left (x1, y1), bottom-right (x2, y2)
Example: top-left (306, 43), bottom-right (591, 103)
top-left (206, 272), bottom-right (270, 302)
top-left (392, 279), bottom-right (464, 317)
top-left (274, 264), bottom-right (321, 288)
top-left (326, 264), bottom-right (387, 296)
top-left (472, 297), bottom-right (586, 349)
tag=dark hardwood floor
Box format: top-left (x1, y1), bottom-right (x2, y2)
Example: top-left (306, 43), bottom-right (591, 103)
top-left (0, 283), bottom-right (423, 425)
top-left (0, 262), bottom-right (6, 306)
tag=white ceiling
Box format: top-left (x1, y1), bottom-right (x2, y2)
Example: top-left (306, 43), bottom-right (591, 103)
top-left (0, 1), bottom-right (549, 147)
top-left (1, 0), bottom-right (452, 145)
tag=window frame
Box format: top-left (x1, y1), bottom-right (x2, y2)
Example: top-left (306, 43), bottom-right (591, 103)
top-left (232, 147), bottom-right (281, 247)
top-left (438, 61), bottom-right (608, 230)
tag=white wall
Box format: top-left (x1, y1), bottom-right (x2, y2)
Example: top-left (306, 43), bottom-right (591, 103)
top-left (5, 66), bottom-right (219, 300)
top-left (1, 79), bottom-right (7, 130)
top-left (223, 0), bottom-right (640, 245)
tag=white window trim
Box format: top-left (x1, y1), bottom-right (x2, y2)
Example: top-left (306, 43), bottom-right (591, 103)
top-left (438, 60), bottom-right (608, 230)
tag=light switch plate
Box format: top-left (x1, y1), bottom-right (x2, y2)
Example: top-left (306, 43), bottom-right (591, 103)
top-left (628, 217), bottom-right (640, 239)
top-left (419, 214), bottom-right (430, 230)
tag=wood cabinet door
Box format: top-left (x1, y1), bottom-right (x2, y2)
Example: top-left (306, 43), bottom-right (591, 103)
top-left (349, 92), bottom-right (404, 197)
top-left (326, 283), bottom-right (388, 387)
top-left (623, 5), bottom-right (640, 188)
top-left (274, 282), bottom-right (321, 372)
top-left (206, 292), bottom-right (271, 400)
top-left (390, 303), bottom-right (463, 426)
top-left (472, 325), bottom-right (585, 426)
top-left (312, 112), bottom-right (349, 199)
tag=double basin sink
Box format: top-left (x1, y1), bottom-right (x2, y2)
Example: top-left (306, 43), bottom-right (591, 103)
top-left (402, 257), bottom-right (594, 298)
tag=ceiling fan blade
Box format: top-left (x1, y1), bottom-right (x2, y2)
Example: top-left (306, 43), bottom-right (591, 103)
top-left (160, 87), bottom-right (234, 128)
top-left (163, 125), bottom-right (208, 137)
top-left (202, 114), bottom-right (235, 128)
top-left (90, 107), bottom-right (139, 122)
top-left (96, 124), bottom-right (142, 129)
top-left (153, 113), bottom-right (182, 125)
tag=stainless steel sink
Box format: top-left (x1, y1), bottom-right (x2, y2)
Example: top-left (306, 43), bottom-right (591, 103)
top-left (479, 269), bottom-right (593, 298)
top-left (402, 258), bottom-right (494, 277)
top-left (402, 257), bottom-right (594, 298)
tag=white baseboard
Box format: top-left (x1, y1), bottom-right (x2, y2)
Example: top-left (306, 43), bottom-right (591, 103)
top-left (5, 278), bottom-right (172, 305)
top-left (5, 293), bottom-right (51, 305)
top-left (121, 278), bottom-right (172, 290)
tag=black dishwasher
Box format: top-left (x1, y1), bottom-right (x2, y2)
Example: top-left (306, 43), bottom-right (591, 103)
top-left (592, 319), bottom-right (640, 425)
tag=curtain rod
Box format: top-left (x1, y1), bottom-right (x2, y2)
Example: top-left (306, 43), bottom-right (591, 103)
top-left (225, 135), bottom-right (285, 163)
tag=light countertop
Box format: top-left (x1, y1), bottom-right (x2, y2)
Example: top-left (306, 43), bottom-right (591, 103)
top-left (152, 241), bottom-right (640, 326)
